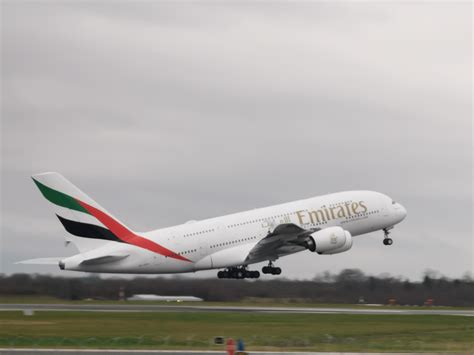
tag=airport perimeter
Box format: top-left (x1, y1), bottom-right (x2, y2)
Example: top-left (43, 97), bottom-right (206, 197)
top-left (0, 303), bottom-right (473, 353)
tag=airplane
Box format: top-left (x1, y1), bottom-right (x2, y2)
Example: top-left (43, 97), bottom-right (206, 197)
top-left (19, 172), bottom-right (407, 279)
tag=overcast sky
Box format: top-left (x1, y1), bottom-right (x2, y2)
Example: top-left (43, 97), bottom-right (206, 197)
top-left (1, 1), bottom-right (472, 281)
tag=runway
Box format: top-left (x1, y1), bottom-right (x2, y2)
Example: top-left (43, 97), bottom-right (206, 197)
top-left (0, 304), bottom-right (472, 316)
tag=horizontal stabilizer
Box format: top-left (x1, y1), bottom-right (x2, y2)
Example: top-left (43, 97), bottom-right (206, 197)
top-left (16, 257), bottom-right (65, 265)
top-left (80, 254), bottom-right (129, 265)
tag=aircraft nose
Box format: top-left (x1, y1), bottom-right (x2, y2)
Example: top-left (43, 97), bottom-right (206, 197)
top-left (397, 203), bottom-right (407, 221)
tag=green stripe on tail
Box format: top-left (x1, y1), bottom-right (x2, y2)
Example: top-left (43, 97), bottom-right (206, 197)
top-left (32, 178), bottom-right (90, 214)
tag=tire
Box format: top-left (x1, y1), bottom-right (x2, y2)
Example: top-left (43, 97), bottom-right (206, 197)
top-left (262, 266), bottom-right (269, 274)
top-left (217, 271), bottom-right (224, 279)
top-left (236, 271), bottom-right (244, 279)
top-left (387, 238), bottom-right (393, 245)
top-left (383, 239), bottom-right (388, 245)
top-left (252, 271), bottom-right (260, 279)
top-left (273, 267), bottom-right (282, 275)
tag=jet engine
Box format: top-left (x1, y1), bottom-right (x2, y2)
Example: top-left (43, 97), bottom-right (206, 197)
top-left (305, 226), bottom-right (353, 255)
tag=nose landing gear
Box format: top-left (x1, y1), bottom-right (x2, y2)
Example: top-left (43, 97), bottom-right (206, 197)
top-left (383, 227), bottom-right (393, 246)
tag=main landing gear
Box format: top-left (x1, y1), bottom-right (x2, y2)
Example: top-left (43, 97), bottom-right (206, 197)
top-left (383, 227), bottom-right (393, 246)
top-left (217, 266), bottom-right (260, 279)
top-left (262, 261), bottom-right (281, 275)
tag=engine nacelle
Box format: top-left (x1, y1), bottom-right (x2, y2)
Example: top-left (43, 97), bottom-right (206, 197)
top-left (306, 226), bottom-right (353, 255)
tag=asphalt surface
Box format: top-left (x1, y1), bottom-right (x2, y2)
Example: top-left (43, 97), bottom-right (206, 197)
top-left (0, 304), bottom-right (472, 316)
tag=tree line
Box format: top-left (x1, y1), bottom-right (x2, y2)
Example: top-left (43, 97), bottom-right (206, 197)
top-left (0, 269), bottom-right (472, 306)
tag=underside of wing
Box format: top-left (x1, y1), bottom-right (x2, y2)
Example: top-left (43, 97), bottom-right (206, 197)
top-left (245, 223), bottom-right (317, 264)
top-left (80, 253), bottom-right (129, 265)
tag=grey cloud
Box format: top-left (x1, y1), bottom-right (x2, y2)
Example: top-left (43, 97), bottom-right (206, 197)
top-left (1, 1), bottom-right (471, 280)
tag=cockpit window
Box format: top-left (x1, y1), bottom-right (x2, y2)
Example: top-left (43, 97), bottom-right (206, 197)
top-left (392, 200), bottom-right (396, 204)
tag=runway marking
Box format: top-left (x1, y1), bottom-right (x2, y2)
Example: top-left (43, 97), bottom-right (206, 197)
top-left (0, 320), bottom-right (54, 325)
top-left (0, 304), bottom-right (472, 316)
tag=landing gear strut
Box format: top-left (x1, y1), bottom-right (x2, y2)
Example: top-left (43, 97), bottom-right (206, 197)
top-left (217, 266), bottom-right (260, 279)
top-left (262, 261), bottom-right (282, 275)
top-left (383, 227), bottom-right (393, 246)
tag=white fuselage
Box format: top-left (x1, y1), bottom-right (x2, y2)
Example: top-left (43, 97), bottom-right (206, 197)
top-left (63, 190), bottom-right (406, 274)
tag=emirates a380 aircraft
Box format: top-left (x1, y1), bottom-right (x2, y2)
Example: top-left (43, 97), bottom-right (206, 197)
top-left (20, 172), bottom-right (407, 279)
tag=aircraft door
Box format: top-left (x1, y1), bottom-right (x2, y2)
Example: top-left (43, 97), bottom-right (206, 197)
top-left (379, 195), bottom-right (390, 219)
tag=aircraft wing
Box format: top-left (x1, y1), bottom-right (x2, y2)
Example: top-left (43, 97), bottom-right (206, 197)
top-left (16, 257), bottom-right (66, 265)
top-left (245, 223), bottom-right (318, 264)
top-left (17, 253), bottom-right (129, 267)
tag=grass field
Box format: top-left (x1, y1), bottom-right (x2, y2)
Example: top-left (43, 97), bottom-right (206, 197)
top-left (0, 311), bottom-right (472, 352)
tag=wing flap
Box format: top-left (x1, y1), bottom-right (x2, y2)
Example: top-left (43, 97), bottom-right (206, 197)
top-left (245, 223), bottom-right (316, 263)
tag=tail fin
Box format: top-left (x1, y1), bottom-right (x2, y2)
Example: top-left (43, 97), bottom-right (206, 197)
top-left (32, 172), bottom-right (133, 252)
top-left (32, 172), bottom-right (191, 262)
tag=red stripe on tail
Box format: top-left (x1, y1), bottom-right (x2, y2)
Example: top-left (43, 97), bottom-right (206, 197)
top-left (76, 200), bottom-right (191, 262)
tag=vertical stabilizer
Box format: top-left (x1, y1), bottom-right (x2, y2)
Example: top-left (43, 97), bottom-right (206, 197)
top-left (32, 172), bottom-right (131, 252)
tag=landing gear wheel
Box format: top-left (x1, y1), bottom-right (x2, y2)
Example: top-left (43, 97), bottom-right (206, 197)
top-left (262, 262), bottom-right (281, 275)
top-left (218, 267), bottom-right (261, 279)
top-left (217, 270), bottom-right (230, 278)
top-left (383, 227), bottom-right (394, 246)
top-left (250, 271), bottom-right (260, 279)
